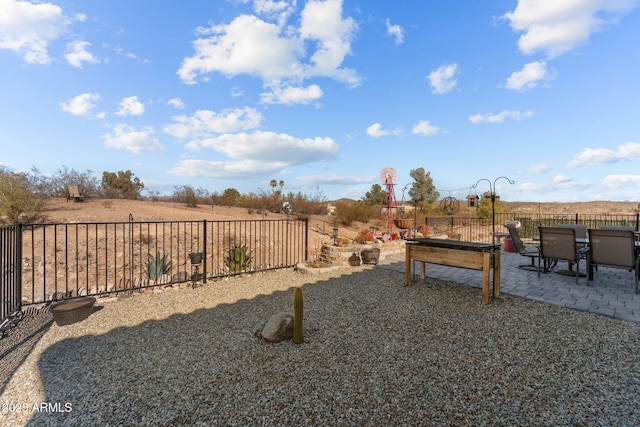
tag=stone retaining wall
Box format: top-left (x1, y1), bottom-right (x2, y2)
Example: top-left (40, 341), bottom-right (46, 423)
top-left (321, 240), bottom-right (405, 266)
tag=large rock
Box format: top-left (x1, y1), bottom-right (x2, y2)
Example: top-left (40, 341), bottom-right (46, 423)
top-left (261, 313), bottom-right (293, 342)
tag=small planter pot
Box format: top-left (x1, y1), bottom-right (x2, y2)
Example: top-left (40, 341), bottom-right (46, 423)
top-left (348, 253), bottom-right (361, 266)
top-left (50, 297), bottom-right (96, 326)
top-left (189, 252), bottom-right (204, 265)
top-left (361, 248), bottom-right (381, 265)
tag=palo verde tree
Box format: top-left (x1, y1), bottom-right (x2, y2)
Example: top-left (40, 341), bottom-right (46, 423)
top-left (101, 170), bottom-right (145, 199)
top-left (408, 167), bottom-right (439, 210)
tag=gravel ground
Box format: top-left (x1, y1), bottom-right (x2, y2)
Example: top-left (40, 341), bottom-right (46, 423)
top-left (1, 266), bottom-right (639, 426)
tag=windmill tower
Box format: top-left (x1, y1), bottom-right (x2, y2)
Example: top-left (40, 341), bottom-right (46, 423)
top-left (380, 167), bottom-right (398, 233)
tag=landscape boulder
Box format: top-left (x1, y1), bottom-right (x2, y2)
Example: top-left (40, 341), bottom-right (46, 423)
top-left (261, 312), bottom-right (293, 342)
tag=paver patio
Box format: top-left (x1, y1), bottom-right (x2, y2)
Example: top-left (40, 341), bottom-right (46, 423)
top-left (378, 251), bottom-right (640, 323)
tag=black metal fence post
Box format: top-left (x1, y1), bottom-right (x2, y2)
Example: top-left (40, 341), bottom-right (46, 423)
top-left (202, 220), bottom-right (207, 284)
top-left (1, 223), bottom-right (22, 322)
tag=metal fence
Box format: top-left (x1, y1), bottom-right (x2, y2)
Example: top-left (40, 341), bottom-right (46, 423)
top-left (1, 224), bottom-right (22, 322)
top-left (426, 213), bottom-right (640, 244)
top-left (19, 218), bottom-right (307, 306)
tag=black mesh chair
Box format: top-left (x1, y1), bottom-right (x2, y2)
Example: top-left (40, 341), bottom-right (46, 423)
top-left (587, 228), bottom-right (640, 294)
top-left (505, 223), bottom-right (539, 271)
top-left (538, 226), bottom-right (585, 284)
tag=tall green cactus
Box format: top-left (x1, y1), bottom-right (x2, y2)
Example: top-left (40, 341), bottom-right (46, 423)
top-left (293, 286), bottom-right (304, 344)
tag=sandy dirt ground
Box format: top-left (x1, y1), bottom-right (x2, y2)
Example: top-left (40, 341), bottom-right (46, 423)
top-left (41, 197), bottom-right (640, 244)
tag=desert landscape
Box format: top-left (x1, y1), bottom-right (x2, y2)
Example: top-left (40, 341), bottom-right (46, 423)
top-left (41, 197), bottom-right (640, 230)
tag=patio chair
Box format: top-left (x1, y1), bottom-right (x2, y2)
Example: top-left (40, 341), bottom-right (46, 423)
top-left (557, 224), bottom-right (588, 268)
top-left (538, 226), bottom-right (585, 283)
top-left (67, 185), bottom-right (85, 203)
top-left (587, 228), bottom-right (640, 294)
top-left (505, 223), bottom-right (539, 271)
top-left (600, 226), bottom-right (635, 231)
top-left (557, 224), bottom-right (587, 239)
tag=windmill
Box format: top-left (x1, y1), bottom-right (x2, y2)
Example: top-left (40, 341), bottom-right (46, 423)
top-left (380, 167), bottom-right (398, 233)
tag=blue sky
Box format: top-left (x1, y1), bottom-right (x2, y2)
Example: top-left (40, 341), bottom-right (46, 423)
top-left (1, 0), bottom-right (639, 203)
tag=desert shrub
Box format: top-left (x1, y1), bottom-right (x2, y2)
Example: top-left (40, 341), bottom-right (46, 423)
top-left (0, 166), bottom-right (46, 224)
top-left (146, 189), bottom-right (162, 202)
top-left (220, 188), bottom-right (242, 206)
top-left (171, 185), bottom-right (211, 208)
top-left (284, 188), bottom-right (328, 215)
top-left (334, 200), bottom-right (375, 226)
top-left (102, 170), bottom-right (145, 199)
top-left (49, 166), bottom-right (102, 198)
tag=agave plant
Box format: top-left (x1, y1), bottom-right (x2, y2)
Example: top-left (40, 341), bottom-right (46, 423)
top-left (144, 251), bottom-right (172, 282)
top-left (224, 245), bottom-right (252, 272)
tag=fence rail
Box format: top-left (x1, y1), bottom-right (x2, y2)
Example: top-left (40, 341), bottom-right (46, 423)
top-left (18, 218), bottom-right (307, 306)
top-left (1, 224), bottom-right (22, 322)
top-left (426, 213), bottom-right (640, 244)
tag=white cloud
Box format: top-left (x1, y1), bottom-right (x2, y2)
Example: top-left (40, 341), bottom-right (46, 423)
top-left (294, 174), bottom-right (377, 186)
top-left (553, 173), bottom-right (571, 184)
top-left (469, 110), bottom-right (534, 123)
top-left (260, 84), bottom-right (323, 105)
top-left (253, 0), bottom-right (296, 26)
top-left (366, 123), bottom-right (401, 138)
top-left (567, 142), bottom-right (640, 168)
top-left (505, 61), bottom-right (555, 91)
top-left (600, 174), bottom-right (640, 190)
top-left (386, 18), bottom-right (404, 45)
top-left (59, 93), bottom-right (102, 117)
top-left (65, 40), bottom-right (99, 68)
top-left (102, 124), bottom-right (164, 153)
top-left (188, 131), bottom-right (338, 164)
top-left (412, 120), bottom-right (441, 136)
top-left (163, 107), bottom-right (263, 139)
top-left (503, 0), bottom-right (637, 58)
top-left (0, 0), bottom-right (69, 64)
top-left (428, 63), bottom-right (458, 94)
top-left (299, 0), bottom-right (359, 85)
top-left (169, 159), bottom-right (283, 179)
top-left (366, 123), bottom-right (388, 138)
top-left (168, 130), bottom-right (339, 179)
top-left (167, 98), bottom-right (185, 109)
top-left (524, 163), bottom-right (550, 174)
top-left (114, 46), bottom-right (137, 60)
top-left (116, 96), bottom-right (145, 116)
top-left (178, 15), bottom-right (301, 84)
top-left (517, 177), bottom-right (591, 194)
top-left (177, 0), bottom-right (360, 90)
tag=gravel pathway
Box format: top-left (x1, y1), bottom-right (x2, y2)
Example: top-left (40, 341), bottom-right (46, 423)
top-left (1, 266), bottom-right (639, 426)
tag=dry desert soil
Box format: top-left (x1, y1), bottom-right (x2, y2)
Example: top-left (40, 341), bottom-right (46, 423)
top-left (40, 197), bottom-right (640, 245)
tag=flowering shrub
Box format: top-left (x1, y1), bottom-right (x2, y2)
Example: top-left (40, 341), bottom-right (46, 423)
top-left (419, 225), bottom-right (432, 235)
top-left (354, 229), bottom-right (376, 244)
